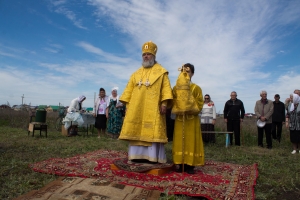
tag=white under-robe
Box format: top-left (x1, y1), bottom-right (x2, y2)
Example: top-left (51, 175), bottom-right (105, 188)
top-left (128, 143), bottom-right (167, 163)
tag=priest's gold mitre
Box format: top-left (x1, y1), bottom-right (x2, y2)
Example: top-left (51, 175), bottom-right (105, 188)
top-left (142, 41), bottom-right (157, 56)
top-left (171, 66), bottom-right (200, 115)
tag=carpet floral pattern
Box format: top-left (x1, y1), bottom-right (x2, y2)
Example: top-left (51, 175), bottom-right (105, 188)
top-left (15, 177), bottom-right (161, 200)
top-left (29, 149), bottom-right (258, 200)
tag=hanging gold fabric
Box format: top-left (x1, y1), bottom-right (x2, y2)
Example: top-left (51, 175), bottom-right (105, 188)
top-left (171, 66), bottom-right (200, 115)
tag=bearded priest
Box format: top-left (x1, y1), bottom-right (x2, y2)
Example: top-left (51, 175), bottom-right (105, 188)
top-left (118, 41), bottom-right (173, 163)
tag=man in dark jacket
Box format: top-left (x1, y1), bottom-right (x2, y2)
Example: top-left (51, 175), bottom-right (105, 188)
top-left (272, 94), bottom-right (285, 143)
top-left (223, 91), bottom-right (245, 146)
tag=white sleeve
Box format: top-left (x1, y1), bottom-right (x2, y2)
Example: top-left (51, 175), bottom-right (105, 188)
top-left (213, 105), bottom-right (216, 119)
top-left (68, 99), bottom-right (77, 112)
top-left (106, 97), bottom-right (110, 107)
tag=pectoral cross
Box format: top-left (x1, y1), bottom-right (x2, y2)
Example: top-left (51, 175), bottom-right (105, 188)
top-left (145, 79), bottom-right (150, 87)
top-left (138, 79), bottom-right (142, 88)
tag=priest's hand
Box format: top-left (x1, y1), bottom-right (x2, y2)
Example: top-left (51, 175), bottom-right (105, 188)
top-left (160, 105), bottom-right (166, 114)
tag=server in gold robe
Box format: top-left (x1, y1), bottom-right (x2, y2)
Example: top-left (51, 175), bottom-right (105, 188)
top-left (172, 63), bottom-right (204, 174)
top-left (119, 41), bottom-right (173, 163)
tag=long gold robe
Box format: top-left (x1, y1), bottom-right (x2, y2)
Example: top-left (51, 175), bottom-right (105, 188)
top-left (119, 63), bottom-right (173, 143)
top-left (172, 83), bottom-right (205, 166)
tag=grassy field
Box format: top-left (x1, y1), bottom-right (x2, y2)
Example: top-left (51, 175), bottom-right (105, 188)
top-left (1, 109), bottom-right (300, 200)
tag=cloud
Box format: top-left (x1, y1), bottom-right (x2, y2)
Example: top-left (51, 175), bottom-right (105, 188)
top-left (1, 0), bottom-right (300, 112)
top-left (50, 0), bottom-right (67, 6)
top-left (50, 43), bottom-right (63, 49)
top-left (38, 59), bottom-right (135, 83)
top-left (0, 64), bottom-right (99, 106)
top-left (76, 41), bottom-right (136, 65)
top-left (49, 0), bottom-right (87, 30)
top-left (0, 43), bottom-right (36, 55)
top-left (43, 47), bottom-right (60, 53)
top-left (86, 0), bottom-right (300, 112)
top-left (0, 51), bottom-right (18, 58)
top-left (0, 45), bottom-right (36, 62)
top-left (43, 43), bottom-right (63, 54)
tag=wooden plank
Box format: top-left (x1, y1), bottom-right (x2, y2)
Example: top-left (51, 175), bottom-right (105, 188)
top-left (202, 131), bottom-right (234, 134)
top-left (110, 164), bottom-right (174, 176)
top-left (28, 123), bottom-right (34, 132)
top-left (61, 125), bottom-right (68, 136)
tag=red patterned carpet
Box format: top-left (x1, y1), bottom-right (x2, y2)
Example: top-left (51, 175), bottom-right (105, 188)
top-left (29, 149), bottom-right (258, 200)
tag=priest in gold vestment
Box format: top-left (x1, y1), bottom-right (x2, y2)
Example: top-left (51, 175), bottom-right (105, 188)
top-left (172, 63), bottom-right (205, 174)
top-left (118, 41), bottom-right (173, 163)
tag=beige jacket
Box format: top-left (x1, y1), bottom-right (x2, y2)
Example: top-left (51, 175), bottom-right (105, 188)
top-left (254, 99), bottom-right (274, 124)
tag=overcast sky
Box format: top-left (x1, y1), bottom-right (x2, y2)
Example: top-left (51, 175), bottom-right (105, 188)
top-left (1, 0), bottom-right (300, 113)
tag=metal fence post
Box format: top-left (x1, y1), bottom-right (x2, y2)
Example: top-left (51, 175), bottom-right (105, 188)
top-left (226, 134), bottom-right (230, 147)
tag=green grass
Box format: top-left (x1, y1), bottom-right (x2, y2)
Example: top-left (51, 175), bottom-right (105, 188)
top-left (0, 109), bottom-right (300, 199)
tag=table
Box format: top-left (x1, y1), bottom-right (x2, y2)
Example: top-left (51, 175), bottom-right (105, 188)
top-left (201, 131), bottom-right (234, 147)
top-left (62, 112), bottom-right (95, 135)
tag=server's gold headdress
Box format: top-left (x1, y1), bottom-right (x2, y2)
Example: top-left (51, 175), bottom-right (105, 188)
top-left (171, 65), bottom-right (200, 115)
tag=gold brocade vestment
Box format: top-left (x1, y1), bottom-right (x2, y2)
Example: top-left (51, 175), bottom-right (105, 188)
top-left (119, 63), bottom-right (173, 144)
top-left (172, 83), bottom-right (205, 166)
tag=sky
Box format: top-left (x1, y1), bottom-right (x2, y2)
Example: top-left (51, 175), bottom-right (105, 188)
top-left (0, 0), bottom-right (300, 113)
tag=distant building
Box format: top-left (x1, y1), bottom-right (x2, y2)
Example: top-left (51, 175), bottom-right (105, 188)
top-left (46, 105), bottom-right (63, 112)
top-left (0, 104), bottom-right (11, 109)
top-left (30, 106), bottom-right (38, 110)
top-left (85, 107), bottom-right (93, 112)
top-left (13, 105), bottom-right (25, 111)
top-left (244, 113), bottom-right (256, 118)
top-left (38, 105), bottom-right (47, 110)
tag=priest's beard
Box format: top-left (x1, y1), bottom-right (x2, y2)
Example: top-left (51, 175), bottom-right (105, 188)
top-left (142, 57), bottom-right (155, 68)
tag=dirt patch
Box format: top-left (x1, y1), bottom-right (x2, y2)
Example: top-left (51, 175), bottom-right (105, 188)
top-left (240, 146), bottom-right (274, 155)
top-left (274, 190), bottom-right (300, 200)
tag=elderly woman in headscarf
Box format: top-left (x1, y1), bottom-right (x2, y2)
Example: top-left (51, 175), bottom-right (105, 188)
top-left (67, 95), bottom-right (86, 112)
top-left (106, 87), bottom-right (124, 138)
top-left (286, 93), bottom-right (300, 154)
top-left (65, 95), bottom-right (86, 136)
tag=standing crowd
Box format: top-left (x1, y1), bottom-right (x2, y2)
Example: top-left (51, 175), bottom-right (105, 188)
top-left (68, 41), bottom-right (300, 174)
top-left (93, 87), bottom-right (125, 139)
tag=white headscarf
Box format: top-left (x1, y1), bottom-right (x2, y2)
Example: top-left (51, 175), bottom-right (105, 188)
top-left (109, 87), bottom-right (121, 104)
top-left (78, 95), bottom-right (86, 102)
top-left (290, 93), bottom-right (300, 112)
top-left (111, 87), bottom-right (119, 92)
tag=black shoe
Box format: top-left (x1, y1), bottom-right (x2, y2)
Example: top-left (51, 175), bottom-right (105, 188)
top-left (258, 144), bottom-right (263, 148)
top-left (175, 165), bottom-right (182, 173)
top-left (186, 165), bottom-right (195, 174)
top-left (175, 164), bottom-right (187, 173)
top-left (267, 146), bottom-right (272, 149)
top-left (132, 159), bottom-right (149, 163)
top-left (187, 169), bottom-right (195, 174)
top-left (277, 138), bottom-right (281, 143)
